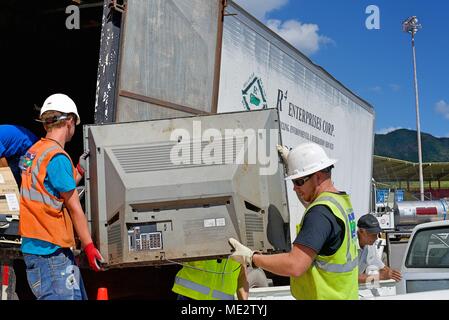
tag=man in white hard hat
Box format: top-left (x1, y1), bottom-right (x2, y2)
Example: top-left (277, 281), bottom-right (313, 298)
top-left (19, 94), bottom-right (105, 300)
top-left (228, 142), bottom-right (359, 300)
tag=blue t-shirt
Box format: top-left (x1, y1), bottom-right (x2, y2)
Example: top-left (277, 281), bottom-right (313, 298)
top-left (21, 154), bottom-right (76, 255)
top-left (0, 125), bottom-right (38, 184)
top-left (0, 125), bottom-right (38, 159)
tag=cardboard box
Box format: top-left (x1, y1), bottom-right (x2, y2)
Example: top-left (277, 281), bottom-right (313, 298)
top-left (0, 167), bottom-right (20, 217)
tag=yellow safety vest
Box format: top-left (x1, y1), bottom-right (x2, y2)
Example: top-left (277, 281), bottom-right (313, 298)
top-left (172, 259), bottom-right (241, 300)
top-left (290, 192), bottom-right (359, 300)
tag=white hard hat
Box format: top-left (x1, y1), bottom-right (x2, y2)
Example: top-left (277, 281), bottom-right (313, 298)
top-left (40, 94), bottom-right (80, 125)
top-left (285, 142), bottom-right (337, 180)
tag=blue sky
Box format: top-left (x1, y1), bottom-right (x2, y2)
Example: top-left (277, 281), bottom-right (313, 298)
top-left (235, 0), bottom-right (449, 138)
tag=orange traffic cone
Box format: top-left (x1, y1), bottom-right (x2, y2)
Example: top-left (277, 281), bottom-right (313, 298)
top-left (97, 287), bottom-right (109, 300)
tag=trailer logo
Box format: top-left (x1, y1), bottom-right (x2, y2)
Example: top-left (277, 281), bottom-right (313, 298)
top-left (242, 74), bottom-right (268, 111)
top-left (276, 89), bottom-right (288, 111)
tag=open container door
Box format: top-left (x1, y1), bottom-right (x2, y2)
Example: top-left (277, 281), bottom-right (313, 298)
top-left (95, 0), bottom-right (226, 124)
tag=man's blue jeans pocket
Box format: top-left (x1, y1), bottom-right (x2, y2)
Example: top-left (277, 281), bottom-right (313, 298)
top-left (24, 256), bottom-right (42, 298)
top-left (23, 249), bottom-right (87, 300)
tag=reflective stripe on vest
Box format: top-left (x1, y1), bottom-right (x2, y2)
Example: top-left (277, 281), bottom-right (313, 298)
top-left (20, 186), bottom-right (63, 211)
top-left (175, 277), bottom-right (210, 296)
top-left (31, 145), bottom-right (59, 188)
top-left (174, 276), bottom-right (235, 300)
top-left (21, 144), bottom-right (64, 210)
top-left (313, 196), bottom-right (357, 273)
top-left (212, 290), bottom-right (234, 300)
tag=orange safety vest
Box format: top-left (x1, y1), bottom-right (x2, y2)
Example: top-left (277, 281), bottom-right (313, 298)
top-left (19, 138), bottom-right (77, 248)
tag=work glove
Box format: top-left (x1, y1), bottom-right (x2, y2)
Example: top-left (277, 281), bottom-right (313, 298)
top-left (277, 145), bottom-right (289, 164)
top-left (76, 150), bottom-right (90, 177)
top-left (84, 242), bottom-right (105, 272)
top-left (228, 238), bottom-right (257, 268)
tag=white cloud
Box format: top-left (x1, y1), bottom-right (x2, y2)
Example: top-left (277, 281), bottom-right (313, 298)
top-left (266, 19), bottom-right (334, 56)
top-left (234, 0), bottom-right (333, 56)
top-left (389, 84), bottom-right (401, 92)
top-left (435, 100), bottom-right (449, 120)
top-left (376, 127), bottom-right (404, 134)
top-left (234, 0), bottom-right (288, 20)
top-left (368, 86), bottom-right (382, 93)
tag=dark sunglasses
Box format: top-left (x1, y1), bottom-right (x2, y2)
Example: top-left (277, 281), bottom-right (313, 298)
top-left (292, 175), bottom-right (312, 187)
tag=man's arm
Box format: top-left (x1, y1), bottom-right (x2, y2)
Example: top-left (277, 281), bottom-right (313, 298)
top-left (60, 189), bottom-right (92, 248)
top-left (358, 266), bottom-right (402, 283)
top-left (252, 244), bottom-right (316, 278)
top-left (236, 265), bottom-right (249, 300)
top-left (0, 157), bottom-right (8, 167)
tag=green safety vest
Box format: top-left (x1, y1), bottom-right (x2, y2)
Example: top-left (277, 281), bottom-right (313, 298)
top-left (290, 192), bottom-right (359, 300)
top-left (172, 258), bottom-right (241, 300)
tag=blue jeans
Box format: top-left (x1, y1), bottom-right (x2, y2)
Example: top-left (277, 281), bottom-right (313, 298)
top-left (23, 249), bottom-right (88, 300)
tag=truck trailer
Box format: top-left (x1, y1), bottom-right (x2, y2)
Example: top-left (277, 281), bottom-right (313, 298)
top-left (0, 0), bottom-right (374, 299)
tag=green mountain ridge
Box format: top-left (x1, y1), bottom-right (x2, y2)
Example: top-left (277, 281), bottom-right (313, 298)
top-left (374, 129), bottom-right (449, 162)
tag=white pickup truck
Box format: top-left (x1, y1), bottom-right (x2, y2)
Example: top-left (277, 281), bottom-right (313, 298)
top-left (396, 220), bottom-right (449, 295)
top-left (249, 220), bottom-right (449, 300)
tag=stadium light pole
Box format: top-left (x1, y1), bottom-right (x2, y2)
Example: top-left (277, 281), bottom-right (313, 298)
top-left (403, 16), bottom-right (424, 201)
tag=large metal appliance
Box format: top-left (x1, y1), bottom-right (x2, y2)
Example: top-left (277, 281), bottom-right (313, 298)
top-left (84, 109), bottom-right (290, 268)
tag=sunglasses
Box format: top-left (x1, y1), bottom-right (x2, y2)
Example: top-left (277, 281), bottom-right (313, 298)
top-left (292, 175), bottom-right (312, 187)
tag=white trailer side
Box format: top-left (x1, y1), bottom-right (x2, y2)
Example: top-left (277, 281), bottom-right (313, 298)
top-left (217, 1), bottom-right (375, 237)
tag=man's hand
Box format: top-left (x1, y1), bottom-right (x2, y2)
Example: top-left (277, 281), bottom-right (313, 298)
top-left (380, 267), bottom-right (402, 282)
top-left (76, 150), bottom-right (90, 177)
top-left (228, 238), bottom-right (255, 267)
top-left (389, 269), bottom-right (402, 282)
top-left (84, 242), bottom-right (105, 272)
top-left (277, 145), bottom-right (290, 164)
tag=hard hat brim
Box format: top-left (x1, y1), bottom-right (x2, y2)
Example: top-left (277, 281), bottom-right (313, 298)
top-left (285, 158), bottom-right (337, 181)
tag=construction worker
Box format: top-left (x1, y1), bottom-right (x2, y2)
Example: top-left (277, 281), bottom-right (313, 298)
top-left (19, 93), bottom-right (104, 300)
top-left (172, 258), bottom-right (249, 300)
top-left (0, 124), bottom-right (38, 185)
top-left (228, 142), bottom-right (359, 300)
top-left (357, 214), bottom-right (401, 283)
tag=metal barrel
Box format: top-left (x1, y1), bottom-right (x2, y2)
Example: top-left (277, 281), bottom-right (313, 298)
top-left (393, 200), bottom-right (449, 228)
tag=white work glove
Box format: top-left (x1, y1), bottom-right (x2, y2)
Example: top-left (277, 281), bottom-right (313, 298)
top-left (277, 145), bottom-right (290, 173)
top-left (277, 145), bottom-right (289, 163)
top-left (76, 150), bottom-right (90, 177)
top-left (228, 238), bottom-right (257, 267)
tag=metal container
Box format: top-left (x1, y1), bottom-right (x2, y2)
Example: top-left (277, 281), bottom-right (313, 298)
top-left (394, 200), bottom-right (449, 228)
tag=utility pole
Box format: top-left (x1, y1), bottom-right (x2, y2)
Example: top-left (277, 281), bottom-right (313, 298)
top-left (403, 16), bottom-right (424, 201)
